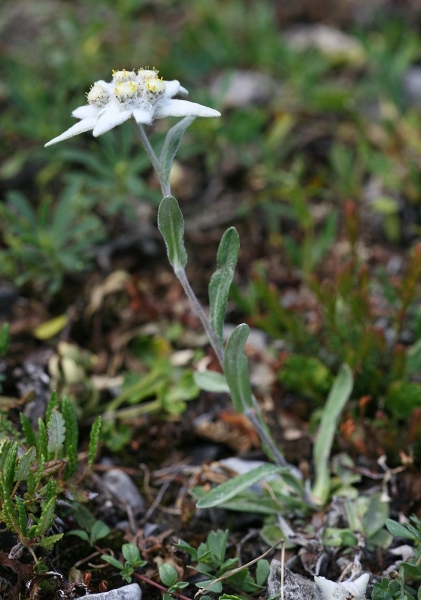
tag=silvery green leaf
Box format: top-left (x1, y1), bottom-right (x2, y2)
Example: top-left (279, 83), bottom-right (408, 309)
top-left (223, 323), bottom-right (253, 413)
top-left (209, 227), bottom-right (240, 345)
top-left (160, 116), bottom-right (195, 186)
top-left (47, 409), bottom-right (66, 458)
top-left (194, 370), bottom-right (230, 393)
top-left (196, 464), bottom-right (283, 509)
top-left (158, 195), bottom-right (187, 270)
top-left (312, 364), bottom-right (353, 506)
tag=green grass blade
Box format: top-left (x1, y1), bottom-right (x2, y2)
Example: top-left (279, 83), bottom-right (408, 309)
top-left (312, 363), bottom-right (353, 506)
top-left (196, 464), bottom-right (283, 509)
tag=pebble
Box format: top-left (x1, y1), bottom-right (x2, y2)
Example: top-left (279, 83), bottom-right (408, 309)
top-left (102, 469), bottom-right (145, 514)
top-left (85, 583), bottom-right (141, 600)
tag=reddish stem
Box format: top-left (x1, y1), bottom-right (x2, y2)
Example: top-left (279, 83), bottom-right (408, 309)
top-left (133, 572), bottom-right (192, 600)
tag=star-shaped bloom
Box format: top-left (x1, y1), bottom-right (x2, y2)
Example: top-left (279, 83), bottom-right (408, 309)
top-left (45, 68), bottom-right (220, 147)
top-left (315, 573), bottom-right (370, 600)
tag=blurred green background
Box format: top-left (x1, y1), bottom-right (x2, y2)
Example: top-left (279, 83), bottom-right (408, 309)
top-left (3, 0), bottom-right (421, 442)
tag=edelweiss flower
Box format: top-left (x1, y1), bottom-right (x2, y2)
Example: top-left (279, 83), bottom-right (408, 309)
top-left (315, 573), bottom-right (370, 600)
top-left (45, 68), bottom-right (220, 147)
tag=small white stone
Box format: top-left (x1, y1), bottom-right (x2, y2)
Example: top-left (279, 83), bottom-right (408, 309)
top-left (85, 583), bottom-right (141, 600)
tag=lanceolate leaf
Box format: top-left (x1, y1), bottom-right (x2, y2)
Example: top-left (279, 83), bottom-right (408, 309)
top-left (4, 441), bottom-right (18, 490)
top-left (223, 324), bottom-right (253, 413)
top-left (45, 391), bottom-right (59, 424)
top-left (47, 409), bottom-right (66, 459)
top-left (312, 364), bottom-right (353, 506)
top-left (20, 413), bottom-right (36, 449)
top-left (209, 227), bottom-right (240, 345)
top-left (64, 444), bottom-right (78, 480)
top-left (37, 419), bottom-right (48, 460)
top-left (157, 196), bottom-right (187, 270)
top-left (15, 447), bottom-right (36, 483)
top-left (196, 464), bottom-right (283, 509)
top-left (15, 496), bottom-right (28, 537)
top-left (62, 397), bottom-right (78, 456)
top-left (88, 416), bottom-right (102, 466)
top-left (160, 116), bottom-right (195, 186)
top-left (36, 496), bottom-right (56, 537)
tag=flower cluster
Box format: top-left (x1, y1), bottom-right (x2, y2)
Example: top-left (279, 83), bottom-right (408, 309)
top-left (45, 68), bottom-right (220, 146)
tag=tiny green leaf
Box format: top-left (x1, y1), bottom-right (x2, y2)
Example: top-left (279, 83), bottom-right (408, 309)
top-left (20, 413), bottom-right (36, 449)
top-left (363, 492), bottom-right (389, 539)
top-left (0, 323), bottom-right (10, 357)
top-left (91, 520), bottom-right (110, 543)
top-left (209, 227), bottom-right (240, 345)
top-left (160, 116), bottom-right (195, 186)
top-left (385, 519), bottom-right (418, 540)
top-left (159, 563), bottom-right (179, 588)
top-left (36, 496), bottom-right (56, 537)
top-left (15, 496), bottom-right (28, 536)
top-left (196, 464), bottom-right (283, 509)
top-left (4, 441), bottom-right (18, 489)
top-left (67, 530), bottom-right (90, 542)
top-left (45, 391), bottom-right (59, 424)
top-left (88, 416), bottom-right (102, 466)
top-left (195, 580), bottom-right (223, 593)
top-left (256, 559), bottom-right (270, 587)
top-left (15, 446), bottom-right (36, 483)
top-left (62, 396), bottom-right (79, 456)
top-left (157, 196), bottom-right (187, 270)
top-left (47, 409), bottom-right (66, 458)
top-left (223, 324), bottom-right (253, 413)
top-left (101, 555), bottom-right (125, 570)
top-left (37, 419), bottom-right (48, 460)
top-left (39, 533), bottom-right (64, 550)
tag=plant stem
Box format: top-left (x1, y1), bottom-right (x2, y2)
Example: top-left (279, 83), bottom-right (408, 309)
top-left (245, 407), bottom-right (288, 468)
top-left (175, 266), bottom-right (225, 368)
top-left (135, 122), bottom-right (290, 471)
top-left (134, 122), bottom-right (170, 196)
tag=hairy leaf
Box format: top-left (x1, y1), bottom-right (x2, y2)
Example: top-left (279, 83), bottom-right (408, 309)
top-left (223, 324), bottom-right (253, 413)
top-left (62, 397), bottom-right (78, 457)
top-left (37, 419), bottom-right (48, 460)
top-left (15, 496), bottom-right (28, 537)
top-left (157, 196), bottom-right (187, 270)
top-left (15, 446), bottom-right (36, 483)
top-left (209, 227), bottom-right (240, 345)
top-left (20, 413), bottom-right (36, 449)
top-left (4, 441), bottom-right (18, 490)
top-left (36, 496), bottom-right (56, 537)
top-left (160, 116), bottom-right (195, 186)
top-left (47, 409), bottom-right (66, 459)
top-left (194, 370), bottom-right (230, 393)
top-left (197, 464), bottom-right (283, 509)
top-left (88, 416), bottom-right (102, 466)
top-left (45, 391), bottom-right (59, 424)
